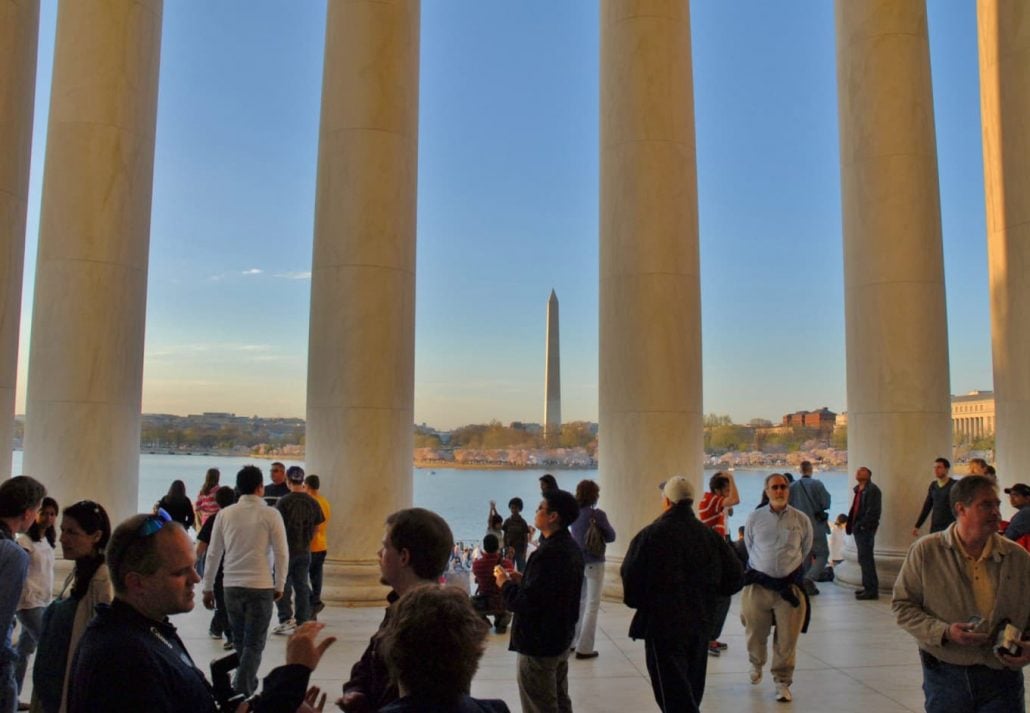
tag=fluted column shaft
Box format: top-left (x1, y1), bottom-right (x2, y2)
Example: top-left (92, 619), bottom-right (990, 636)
top-left (306, 0), bottom-right (419, 602)
top-left (24, 0), bottom-right (162, 520)
top-left (599, 0), bottom-right (703, 596)
top-left (834, 0), bottom-right (951, 589)
top-left (977, 0), bottom-right (1030, 497)
top-left (0, 0), bottom-right (39, 479)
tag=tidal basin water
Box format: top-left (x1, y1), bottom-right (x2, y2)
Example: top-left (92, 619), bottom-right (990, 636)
top-left (10, 452), bottom-right (854, 544)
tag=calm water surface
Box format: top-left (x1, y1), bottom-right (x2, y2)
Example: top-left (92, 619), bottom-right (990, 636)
top-left (10, 452), bottom-right (853, 543)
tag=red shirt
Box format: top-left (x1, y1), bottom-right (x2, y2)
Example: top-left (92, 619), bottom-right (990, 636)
top-left (471, 552), bottom-right (514, 605)
top-left (698, 492), bottom-right (728, 536)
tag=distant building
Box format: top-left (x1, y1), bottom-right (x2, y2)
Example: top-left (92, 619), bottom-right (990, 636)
top-left (781, 407), bottom-right (836, 430)
top-left (951, 390), bottom-right (994, 441)
top-left (835, 412), bottom-right (847, 429)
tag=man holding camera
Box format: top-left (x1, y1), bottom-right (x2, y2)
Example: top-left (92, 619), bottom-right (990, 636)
top-left (69, 512), bottom-right (335, 712)
top-left (893, 475), bottom-right (1030, 713)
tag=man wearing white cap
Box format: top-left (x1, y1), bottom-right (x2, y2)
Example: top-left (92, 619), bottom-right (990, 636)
top-left (621, 475), bottom-right (743, 713)
top-left (741, 472), bottom-right (812, 703)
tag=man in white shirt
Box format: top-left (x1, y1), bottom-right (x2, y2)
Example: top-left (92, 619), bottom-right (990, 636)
top-left (202, 465), bottom-right (288, 697)
top-left (742, 472), bottom-right (812, 704)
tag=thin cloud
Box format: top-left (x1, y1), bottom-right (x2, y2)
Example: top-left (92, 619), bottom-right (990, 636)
top-left (242, 268), bottom-right (263, 276)
top-left (274, 271), bottom-right (311, 280)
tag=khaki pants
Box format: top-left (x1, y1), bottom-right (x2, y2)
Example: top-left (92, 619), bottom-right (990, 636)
top-left (740, 583), bottom-right (806, 685)
top-left (517, 652), bottom-right (572, 713)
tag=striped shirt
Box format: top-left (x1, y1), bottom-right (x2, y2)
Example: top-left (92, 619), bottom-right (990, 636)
top-left (698, 492), bottom-right (728, 536)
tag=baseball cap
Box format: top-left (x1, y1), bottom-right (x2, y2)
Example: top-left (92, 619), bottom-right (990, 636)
top-left (286, 465), bottom-right (305, 483)
top-left (661, 475), bottom-right (694, 504)
top-left (1003, 483), bottom-right (1030, 497)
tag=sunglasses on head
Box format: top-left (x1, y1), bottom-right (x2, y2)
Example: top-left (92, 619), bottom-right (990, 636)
top-left (138, 508), bottom-right (172, 537)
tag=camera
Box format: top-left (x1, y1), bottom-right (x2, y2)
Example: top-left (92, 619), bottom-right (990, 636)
top-left (995, 620), bottom-right (1024, 658)
top-left (210, 653), bottom-right (247, 712)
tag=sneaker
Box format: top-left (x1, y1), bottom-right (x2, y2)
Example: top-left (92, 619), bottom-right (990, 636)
top-left (223, 640), bottom-right (234, 650)
top-left (208, 631), bottom-right (223, 640)
top-left (707, 642), bottom-right (721, 657)
top-left (749, 666), bottom-right (762, 685)
top-left (715, 641), bottom-right (728, 650)
top-left (575, 651), bottom-right (599, 660)
top-left (775, 683), bottom-right (792, 702)
top-left (312, 601), bottom-right (326, 616)
top-left (272, 619), bottom-right (296, 636)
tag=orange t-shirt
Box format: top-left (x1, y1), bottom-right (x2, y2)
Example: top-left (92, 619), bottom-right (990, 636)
top-left (309, 492), bottom-right (331, 553)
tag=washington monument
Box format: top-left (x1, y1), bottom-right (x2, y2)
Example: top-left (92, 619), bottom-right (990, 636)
top-left (545, 289), bottom-right (561, 440)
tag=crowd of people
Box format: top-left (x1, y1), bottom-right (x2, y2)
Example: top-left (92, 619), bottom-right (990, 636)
top-left (0, 460), bottom-right (1027, 713)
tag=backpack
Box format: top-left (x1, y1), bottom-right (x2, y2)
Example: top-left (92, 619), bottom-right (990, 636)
top-left (584, 517), bottom-right (607, 558)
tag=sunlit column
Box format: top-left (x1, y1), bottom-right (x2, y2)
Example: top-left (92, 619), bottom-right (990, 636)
top-left (599, 0), bottom-right (703, 597)
top-left (0, 0), bottom-right (39, 479)
top-left (306, 0), bottom-right (419, 602)
top-left (23, 0), bottom-right (162, 520)
top-left (834, 0), bottom-right (951, 590)
top-left (979, 0), bottom-right (1030, 482)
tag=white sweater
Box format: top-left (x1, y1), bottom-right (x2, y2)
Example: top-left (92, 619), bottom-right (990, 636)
top-left (201, 494), bottom-right (289, 591)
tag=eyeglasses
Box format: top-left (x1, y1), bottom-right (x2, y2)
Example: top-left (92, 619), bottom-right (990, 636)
top-left (138, 508), bottom-right (172, 537)
top-left (769, 485), bottom-right (789, 491)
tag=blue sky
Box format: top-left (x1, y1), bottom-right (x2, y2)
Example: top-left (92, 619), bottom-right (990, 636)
top-left (16, 2), bottom-right (990, 429)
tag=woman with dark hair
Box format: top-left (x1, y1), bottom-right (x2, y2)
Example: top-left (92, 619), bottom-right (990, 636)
top-left (569, 479), bottom-right (616, 659)
top-left (31, 501), bottom-right (112, 713)
top-left (15, 497), bottom-right (59, 702)
top-left (194, 468), bottom-right (221, 528)
top-left (157, 479), bottom-right (195, 531)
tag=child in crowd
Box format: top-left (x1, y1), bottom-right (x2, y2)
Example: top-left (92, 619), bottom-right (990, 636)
top-left (830, 513), bottom-right (848, 566)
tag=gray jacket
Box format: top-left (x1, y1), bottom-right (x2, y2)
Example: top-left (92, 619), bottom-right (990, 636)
top-left (892, 524), bottom-right (1030, 669)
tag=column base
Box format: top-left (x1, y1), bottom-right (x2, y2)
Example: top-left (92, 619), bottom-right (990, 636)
top-left (833, 543), bottom-right (907, 594)
top-left (319, 558), bottom-right (391, 605)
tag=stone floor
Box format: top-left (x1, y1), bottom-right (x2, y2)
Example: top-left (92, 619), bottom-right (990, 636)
top-left (23, 581), bottom-right (1029, 711)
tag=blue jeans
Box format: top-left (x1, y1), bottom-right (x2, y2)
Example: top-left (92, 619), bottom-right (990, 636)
top-left (14, 607), bottom-right (43, 693)
top-left (224, 587), bottom-right (274, 696)
top-left (309, 550), bottom-right (326, 607)
top-left (920, 650), bottom-right (1025, 713)
top-left (274, 554), bottom-right (312, 624)
top-left (0, 660), bottom-right (16, 713)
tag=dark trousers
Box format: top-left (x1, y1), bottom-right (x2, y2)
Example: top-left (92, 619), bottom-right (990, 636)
top-left (854, 530), bottom-right (879, 593)
top-left (920, 650), bottom-right (1024, 713)
top-left (209, 569), bottom-right (230, 641)
top-left (710, 594), bottom-right (731, 641)
top-left (644, 634), bottom-right (708, 713)
top-left (309, 550), bottom-right (327, 606)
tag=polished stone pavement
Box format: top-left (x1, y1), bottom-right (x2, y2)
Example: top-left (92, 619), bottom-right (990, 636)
top-left (22, 581), bottom-right (1029, 711)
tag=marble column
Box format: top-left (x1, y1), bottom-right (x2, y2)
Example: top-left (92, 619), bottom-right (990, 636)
top-left (834, 0), bottom-right (952, 590)
top-left (0, 0), bottom-right (39, 480)
top-left (599, 0), bottom-right (703, 597)
top-left (23, 0), bottom-right (162, 520)
top-left (306, 0), bottom-right (419, 602)
top-left (978, 0), bottom-right (1030, 483)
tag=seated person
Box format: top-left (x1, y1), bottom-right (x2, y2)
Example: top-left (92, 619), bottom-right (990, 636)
top-left (470, 534), bottom-right (513, 633)
top-left (378, 585), bottom-right (510, 713)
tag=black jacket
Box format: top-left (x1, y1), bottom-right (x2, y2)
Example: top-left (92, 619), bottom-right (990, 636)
top-left (379, 695), bottom-right (511, 713)
top-left (846, 481), bottom-right (882, 535)
top-left (621, 500), bottom-right (744, 641)
top-left (68, 599), bottom-right (309, 713)
top-left (502, 528), bottom-right (584, 657)
top-left (342, 591), bottom-right (399, 711)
